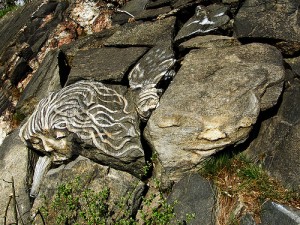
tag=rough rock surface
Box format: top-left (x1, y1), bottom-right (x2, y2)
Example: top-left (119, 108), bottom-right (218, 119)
top-left (246, 79), bottom-right (300, 190)
top-left (285, 56), bottom-right (300, 78)
top-left (144, 43), bottom-right (285, 182)
top-left (234, 0), bottom-right (300, 55)
top-left (19, 80), bottom-right (146, 177)
top-left (260, 201), bottom-right (300, 225)
top-left (240, 214), bottom-right (257, 225)
top-left (167, 173), bottom-right (216, 225)
top-left (179, 35), bottom-right (240, 50)
top-left (1, 0), bottom-right (300, 224)
top-left (0, 129), bottom-right (31, 224)
top-left (105, 16), bottom-right (176, 46)
top-left (175, 4), bottom-right (230, 43)
top-left (66, 47), bottom-right (148, 85)
top-left (31, 156), bottom-right (145, 224)
top-left (16, 49), bottom-right (63, 115)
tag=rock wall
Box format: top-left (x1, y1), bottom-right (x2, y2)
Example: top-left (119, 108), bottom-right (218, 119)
top-left (0, 0), bottom-right (300, 224)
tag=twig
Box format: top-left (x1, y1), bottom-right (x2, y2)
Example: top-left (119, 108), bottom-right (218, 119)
top-left (11, 177), bottom-right (18, 225)
top-left (32, 209), bottom-right (46, 225)
top-left (4, 195), bottom-right (12, 225)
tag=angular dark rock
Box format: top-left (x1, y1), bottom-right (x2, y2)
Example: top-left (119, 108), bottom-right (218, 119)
top-left (112, 0), bottom-right (149, 24)
top-left (260, 201), bottom-right (300, 225)
top-left (60, 28), bottom-right (118, 61)
top-left (285, 56), bottom-right (300, 78)
top-left (167, 173), bottom-right (216, 225)
top-left (31, 156), bottom-right (145, 224)
top-left (9, 57), bottom-right (32, 85)
top-left (245, 79), bottom-right (300, 190)
top-left (17, 49), bottom-right (62, 115)
top-left (105, 16), bottom-right (176, 47)
top-left (0, 88), bottom-right (10, 115)
top-left (0, 128), bottom-right (31, 224)
top-left (134, 6), bottom-right (172, 21)
top-left (175, 4), bottom-right (230, 43)
top-left (0, 0), bottom-right (43, 54)
top-left (171, 0), bottom-right (203, 9)
top-left (66, 47), bottom-right (148, 85)
top-left (19, 80), bottom-right (146, 178)
top-left (234, 0), bottom-right (300, 55)
top-left (146, 0), bottom-right (172, 9)
top-left (240, 214), bottom-right (257, 225)
top-left (144, 43), bottom-right (285, 183)
top-left (31, 1), bottom-right (58, 19)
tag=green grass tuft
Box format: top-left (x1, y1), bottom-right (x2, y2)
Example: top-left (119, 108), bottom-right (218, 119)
top-left (0, 5), bottom-right (17, 18)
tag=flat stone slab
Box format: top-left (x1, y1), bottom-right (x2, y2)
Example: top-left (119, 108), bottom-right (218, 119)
top-left (260, 201), bottom-right (300, 225)
top-left (167, 173), bottom-right (216, 225)
top-left (144, 43), bottom-right (285, 182)
top-left (105, 16), bottom-right (176, 46)
top-left (112, 0), bottom-right (149, 24)
top-left (66, 47), bottom-right (148, 85)
top-left (179, 35), bottom-right (240, 50)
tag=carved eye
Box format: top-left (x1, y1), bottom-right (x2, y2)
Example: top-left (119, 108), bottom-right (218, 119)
top-left (31, 137), bottom-right (40, 144)
top-left (55, 131), bottom-right (66, 140)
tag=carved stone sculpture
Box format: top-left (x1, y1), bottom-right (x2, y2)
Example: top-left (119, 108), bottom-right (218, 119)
top-left (20, 80), bottom-right (145, 177)
top-left (129, 44), bottom-right (176, 120)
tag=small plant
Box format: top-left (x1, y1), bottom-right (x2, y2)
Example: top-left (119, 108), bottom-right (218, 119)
top-left (200, 151), bottom-right (232, 177)
top-left (38, 177), bottom-right (195, 224)
top-left (200, 152), bottom-right (300, 224)
top-left (0, 5), bottom-right (17, 18)
top-left (40, 177), bottom-right (109, 225)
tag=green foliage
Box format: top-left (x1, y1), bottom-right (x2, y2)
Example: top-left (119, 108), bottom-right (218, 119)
top-left (41, 177), bottom-right (109, 225)
top-left (200, 152), bottom-right (300, 224)
top-left (0, 5), bottom-right (17, 18)
top-left (200, 151), bottom-right (232, 177)
top-left (39, 177), bottom-right (195, 225)
top-left (12, 111), bottom-right (26, 124)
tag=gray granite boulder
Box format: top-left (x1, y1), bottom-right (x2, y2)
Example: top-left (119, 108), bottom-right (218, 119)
top-left (260, 201), bottom-right (300, 225)
top-left (31, 156), bottom-right (145, 224)
top-left (175, 4), bottom-right (230, 43)
top-left (167, 173), bottom-right (216, 225)
top-left (0, 128), bottom-right (31, 225)
top-left (19, 80), bottom-right (146, 178)
top-left (66, 47), bottom-right (148, 85)
top-left (245, 78), bottom-right (300, 190)
top-left (234, 0), bottom-right (300, 55)
top-left (144, 43), bottom-right (285, 183)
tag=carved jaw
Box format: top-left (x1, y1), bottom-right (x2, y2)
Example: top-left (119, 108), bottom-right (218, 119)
top-left (135, 85), bottom-right (161, 121)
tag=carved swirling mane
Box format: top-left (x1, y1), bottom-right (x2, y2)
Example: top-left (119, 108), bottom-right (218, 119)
top-left (20, 80), bottom-right (142, 157)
